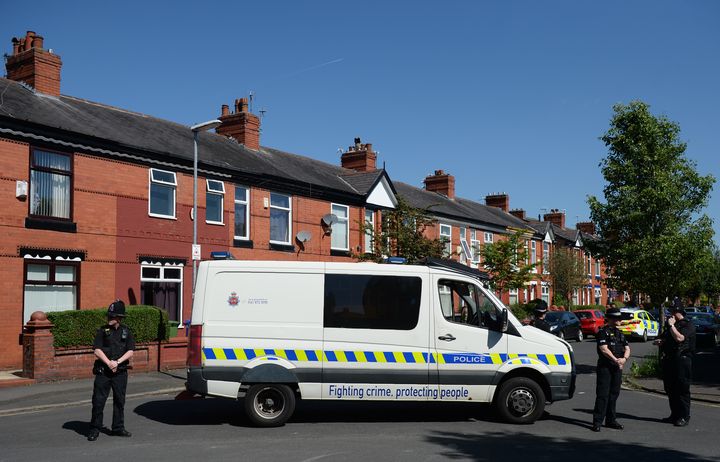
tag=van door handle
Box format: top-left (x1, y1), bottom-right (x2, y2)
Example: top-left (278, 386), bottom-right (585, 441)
top-left (438, 334), bottom-right (456, 341)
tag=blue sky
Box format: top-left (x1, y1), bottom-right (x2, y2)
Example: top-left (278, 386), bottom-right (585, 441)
top-left (4, 1), bottom-right (719, 241)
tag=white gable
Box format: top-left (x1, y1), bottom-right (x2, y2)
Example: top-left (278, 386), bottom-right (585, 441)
top-left (366, 176), bottom-right (397, 208)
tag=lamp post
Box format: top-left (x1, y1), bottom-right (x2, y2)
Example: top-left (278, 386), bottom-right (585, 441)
top-left (190, 120), bottom-right (222, 302)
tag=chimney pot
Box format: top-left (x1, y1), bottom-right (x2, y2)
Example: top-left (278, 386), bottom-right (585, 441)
top-left (221, 104), bottom-right (229, 116)
top-left (239, 97), bottom-right (249, 112)
top-left (32, 35), bottom-right (43, 49)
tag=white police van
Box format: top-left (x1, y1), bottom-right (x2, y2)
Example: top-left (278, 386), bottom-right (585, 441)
top-left (185, 259), bottom-right (575, 426)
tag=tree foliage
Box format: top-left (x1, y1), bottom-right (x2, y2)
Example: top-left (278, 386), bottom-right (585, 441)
top-left (548, 246), bottom-right (587, 308)
top-left (586, 101), bottom-right (715, 306)
top-left (480, 230), bottom-right (538, 294)
top-left (358, 197), bottom-right (446, 264)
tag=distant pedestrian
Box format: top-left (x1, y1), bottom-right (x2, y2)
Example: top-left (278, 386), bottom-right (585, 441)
top-left (530, 299), bottom-right (551, 333)
top-left (655, 298), bottom-right (696, 427)
top-left (591, 307), bottom-right (629, 432)
top-left (87, 300), bottom-right (135, 441)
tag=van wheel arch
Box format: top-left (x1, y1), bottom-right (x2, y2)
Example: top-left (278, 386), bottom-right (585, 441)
top-left (494, 368), bottom-right (551, 406)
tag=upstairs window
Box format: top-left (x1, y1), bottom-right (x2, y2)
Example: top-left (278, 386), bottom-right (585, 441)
top-left (331, 204), bottom-right (349, 251)
top-left (459, 227), bottom-right (472, 264)
top-left (205, 180), bottom-right (225, 224)
top-left (470, 230), bottom-right (481, 264)
top-left (30, 149), bottom-right (72, 220)
top-left (149, 168), bottom-right (177, 219)
top-left (234, 186), bottom-right (249, 240)
top-left (270, 193), bottom-right (291, 244)
top-left (364, 209), bottom-right (375, 253)
top-left (440, 224), bottom-right (452, 257)
top-left (484, 232), bottom-right (493, 243)
top-left (542, 242), bottom-right (550, 274)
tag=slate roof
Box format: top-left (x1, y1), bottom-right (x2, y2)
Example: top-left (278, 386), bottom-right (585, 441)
top-left (0, 78), bottom-right (381, 201)
top-left (394, 181), bottom-right (533, 231)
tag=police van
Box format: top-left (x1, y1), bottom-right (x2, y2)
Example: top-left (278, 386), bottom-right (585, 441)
top-left (185, 259), bottom-right (575, 426)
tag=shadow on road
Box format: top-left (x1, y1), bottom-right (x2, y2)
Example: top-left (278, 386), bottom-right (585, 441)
top-left (134, 398), bottom-right (502, 427)
top-left (424, 430), bottom-right (716, 462)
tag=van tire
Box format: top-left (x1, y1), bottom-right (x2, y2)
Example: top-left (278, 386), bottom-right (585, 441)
top-left (244, 384), bottom-right (296, 427)
top-left (495, 377), bottom-right (545, 424)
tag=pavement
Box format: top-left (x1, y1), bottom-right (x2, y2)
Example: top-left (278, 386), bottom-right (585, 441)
top-left (0, 369), bottom-right (187, 417)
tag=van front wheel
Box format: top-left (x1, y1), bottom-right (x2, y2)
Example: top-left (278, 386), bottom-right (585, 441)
top-left (495, 377), bottom-right (545, 424)
top-left (244, 384), bottom-right (296, 427)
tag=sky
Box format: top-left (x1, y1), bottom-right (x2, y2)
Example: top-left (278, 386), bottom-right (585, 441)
top-left (3, 1), bottom-right (719, 242)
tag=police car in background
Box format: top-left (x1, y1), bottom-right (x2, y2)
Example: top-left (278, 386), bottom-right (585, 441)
top-left (186, 258), bottom-right (576, 427)
top-left (617, 308), bottom-right (659, 342)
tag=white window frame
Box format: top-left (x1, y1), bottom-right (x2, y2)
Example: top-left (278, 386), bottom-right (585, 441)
top-left (148, 168), bottom-right (177, 219)
top-left (509, 288), bottom-right (518, 306)
top-left (269, 192), bottom-right (292, 245)
top-left (459, 226), bottom-right (472, 263)
top-left (364, 209), bottom-right (375, 253)
top-left (205, 179), bottom-right (225, 225)
top-left (234, 185), bottom-right (250, 240)
top-left (541, 283), bottom-right (550, 305)
top-left (542, 242), bottom-right (550, 274)
top-left (330, 203), bottom-right (350, 251)
top-left (140, 262), bottom-right (183, 321)
top-left (440, 224), bottom-right (452, 257)
top-left (471, 229), bottom-right (481, 264)
top-left (595, 260), bottom-right (601, 278)
top-left (484, 232), bottom-right (493, 243)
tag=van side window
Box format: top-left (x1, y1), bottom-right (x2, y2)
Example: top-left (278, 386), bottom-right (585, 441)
top-left (324, 274), bottom-right (422, 330)
top-left (438, 279), bottom-right (498, 329)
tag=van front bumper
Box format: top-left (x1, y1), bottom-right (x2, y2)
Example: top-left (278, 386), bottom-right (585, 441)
top-left (548, 372), bottom-right (575, 401)
top-left (186, 367), bottom-right (208, 396)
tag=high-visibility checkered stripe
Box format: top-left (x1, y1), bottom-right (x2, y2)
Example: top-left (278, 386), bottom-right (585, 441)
top-left (202, 348), bottom-right (569, 366)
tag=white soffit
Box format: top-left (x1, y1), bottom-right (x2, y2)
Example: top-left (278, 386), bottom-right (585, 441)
top-left (366, 176), bottom-right (397, 208)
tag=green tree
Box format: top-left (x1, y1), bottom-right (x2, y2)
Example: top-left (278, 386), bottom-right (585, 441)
top-left (586, 101), bottom-right (715, 309)
top-left (358, 197), bottom-right (446, 264)
top-left (548, 246), bottom-right (587, 309)
top-left (480, 230), bottom-right (538, 294)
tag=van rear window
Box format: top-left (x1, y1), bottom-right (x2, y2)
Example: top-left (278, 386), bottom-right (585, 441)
top-left (324, 274), bottom-right (422, 330)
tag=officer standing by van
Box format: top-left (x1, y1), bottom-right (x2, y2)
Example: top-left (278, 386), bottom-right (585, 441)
top-left (87, 300), bottom-right (135, 441)
top-left (591, 307), bottom-right (629, 432)
top-left (530, 300), bottom-right (551, 333)
top-left (655, 298), bottom-right (696, 427)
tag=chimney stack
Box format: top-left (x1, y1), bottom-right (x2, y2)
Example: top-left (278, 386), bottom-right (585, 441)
top-left (6, 31), bottom-right (62, 96)
top-left (576, 221), bottom-right (595, 235)
top-left (340, 137), bottom-right (377, 172)
top-left (424, 170), bottom-right (456, 199)
top-left (485, 193), bottom-right (510, 212)
top-left (216, 97), bottom-right (260, 150)
top-left (543, 209), bottom-right (566, 229)
top-left (510, 209), bottom-right (526, 220)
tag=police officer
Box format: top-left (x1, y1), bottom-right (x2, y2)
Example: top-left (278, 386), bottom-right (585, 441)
top-left (530, 299), bottom-right (551, 333)
top-left (655, 298), bottom-right (696, 427)
top-left (591, 307), bottom-right (629, 432)
top-left (87, 300), bottom-right (135, 441)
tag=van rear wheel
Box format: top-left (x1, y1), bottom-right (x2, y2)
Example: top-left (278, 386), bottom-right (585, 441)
top-left (495, 377), bottom-right (545, 424)
top-left (244, 384), bottom-right (296, 427)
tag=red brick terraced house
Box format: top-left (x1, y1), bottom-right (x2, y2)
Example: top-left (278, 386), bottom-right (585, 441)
top-left (0, 32), bottom-right (398, 370)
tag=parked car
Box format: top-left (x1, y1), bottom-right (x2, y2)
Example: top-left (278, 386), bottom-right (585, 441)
top-left (685, 306), bottom-right (714, 314)
top-left (617, 308), bottom-right (659, 342)
top-left (686, 312), bottom-right (720, 347)
top-left (574, 309), bottom-right (605, 337)
top-left (545, 311), bottom-right (583, 341)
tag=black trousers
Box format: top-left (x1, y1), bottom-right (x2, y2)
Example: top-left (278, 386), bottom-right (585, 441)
top-left (592, 362), bottom-right (622, 425)
top-left (662, 356), bottom-right (692, 420)
top-left (90, 370), bottom-right (128, 431)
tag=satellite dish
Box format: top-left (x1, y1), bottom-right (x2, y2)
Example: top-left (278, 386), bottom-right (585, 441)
top-left (296, 231), bottom-right (312, 243)
top-left (322, 214), bottom-right (338, 226)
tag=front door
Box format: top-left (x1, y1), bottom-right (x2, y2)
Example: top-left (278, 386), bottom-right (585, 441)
top-left (432, 276), bottom-right (507, 403)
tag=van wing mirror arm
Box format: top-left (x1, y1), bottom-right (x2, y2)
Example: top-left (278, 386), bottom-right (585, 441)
top-left (501, 308), bottom-right (509, 333)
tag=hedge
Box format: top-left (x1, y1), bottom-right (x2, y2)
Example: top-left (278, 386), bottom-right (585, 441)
top-left (46, 305), bottom-right (170, 348)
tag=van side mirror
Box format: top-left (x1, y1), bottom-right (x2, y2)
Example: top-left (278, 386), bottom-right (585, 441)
top-left (501, 308), bottom-right (509, 333)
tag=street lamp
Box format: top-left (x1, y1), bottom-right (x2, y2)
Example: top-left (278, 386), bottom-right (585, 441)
top-left (190, 119), bottom-right (222, 301)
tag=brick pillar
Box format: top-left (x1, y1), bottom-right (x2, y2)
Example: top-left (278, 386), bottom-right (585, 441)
top-left (22, 311), bottom-right (55, 380)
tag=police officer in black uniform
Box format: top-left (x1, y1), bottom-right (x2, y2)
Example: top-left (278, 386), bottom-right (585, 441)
top-left (655, 298), bottom-right (696, 427)
top-left (87, 300), bottom-right (135, 441)
top-left (591, 307), bottom-right (629, 432)
top-left (530, 299), bottom-right (552, 333)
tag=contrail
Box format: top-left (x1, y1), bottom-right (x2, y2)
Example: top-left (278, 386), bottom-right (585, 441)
top-left (286, 58), bottom-right (344, 77)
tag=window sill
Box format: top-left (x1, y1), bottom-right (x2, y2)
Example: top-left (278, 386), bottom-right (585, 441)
top-left (25, 217), bottom-right (77, 233)
top-left (205, 221), bottom-right (224, 226)
top-left (233, 239), bottom-right (253, 249)
top-left (331, 249), bottom-right (351, 257)
top-left (269, 243), bottom-right (295, 252)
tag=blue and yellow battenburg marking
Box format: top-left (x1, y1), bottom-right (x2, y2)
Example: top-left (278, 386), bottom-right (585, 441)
top-left (202, 348), bottom-right (568, 366)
